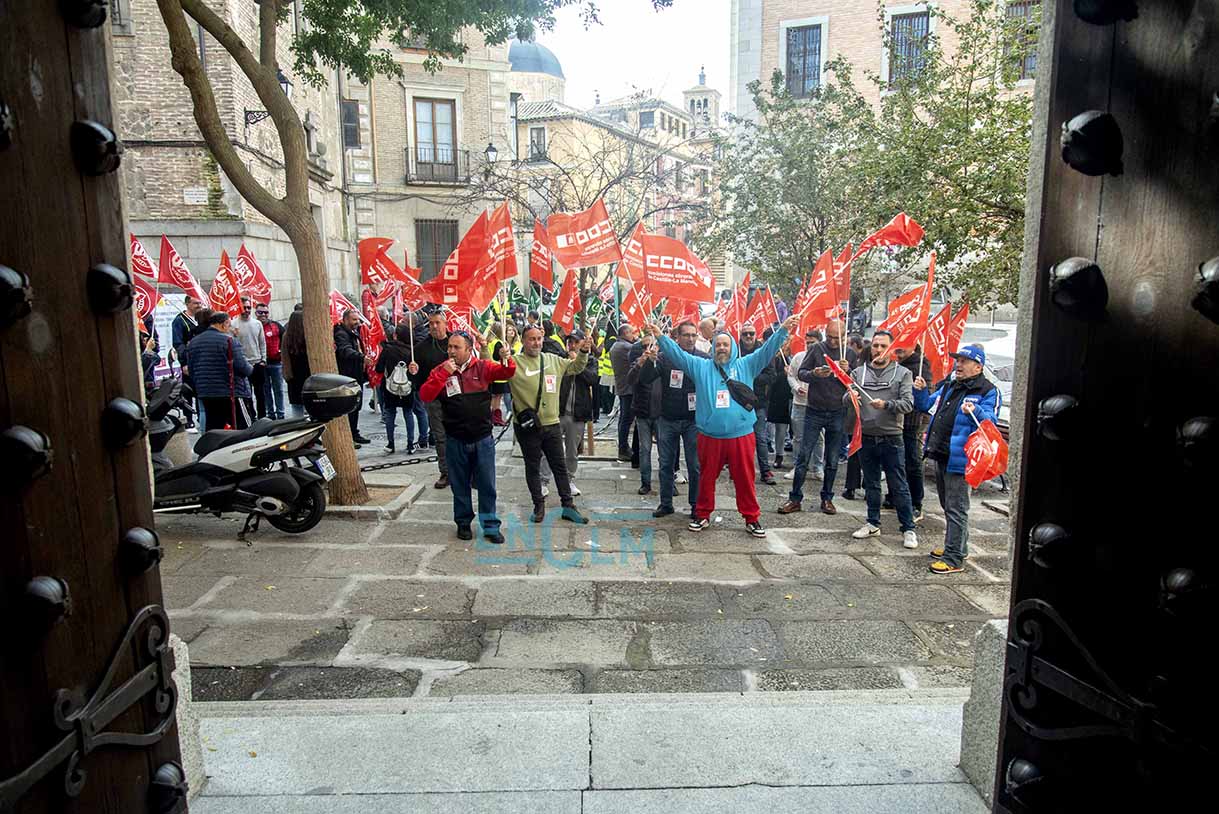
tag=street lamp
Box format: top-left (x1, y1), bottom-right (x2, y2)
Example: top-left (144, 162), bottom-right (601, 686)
top-left (484, 142), bottom-right (498, 164)
top-left (244, 68), bottom-right (293, 127)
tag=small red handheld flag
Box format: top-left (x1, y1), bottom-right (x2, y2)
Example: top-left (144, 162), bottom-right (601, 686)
top-left (209, 252), bottom-right (244, 317)
top-left (530, 219), bottom-right (555, 290)
top-left (964, 418), bottom-right (1009, 487)
top-left (234, 244), bottom-right (273, 304)
top-left (130, 234), bottom-right (157, 279)
top-left (552, 270), bottom-right (582, 334)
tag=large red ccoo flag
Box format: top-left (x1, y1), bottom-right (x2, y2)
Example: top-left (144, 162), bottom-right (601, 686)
top-left (157, 236), bottom-right (209, 305)
top-left (209, 251), bottom-right (244, 317)
top-left (530, 219), bottom-right (555, 290)
top-left (852, 213), bottom-right (925, 260)
top-left (547, 199), bottom-right (622, 269)
top-left (640, 233), bottom-right (715, 304)
top-left (234, 244), bottom-right (273, 304)
top-left (923, 302), bottom-right (953, 382)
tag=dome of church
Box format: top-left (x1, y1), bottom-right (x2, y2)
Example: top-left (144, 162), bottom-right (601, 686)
top-left (509, 39), bottom-right (565, 80)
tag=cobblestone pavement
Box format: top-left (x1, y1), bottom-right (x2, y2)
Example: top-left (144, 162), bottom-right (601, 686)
top-left (160, 409), bottom-right (1012, 701)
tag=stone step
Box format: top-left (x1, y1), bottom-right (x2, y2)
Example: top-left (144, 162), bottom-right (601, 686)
top-left (190, 689), bottom-right (986, 813)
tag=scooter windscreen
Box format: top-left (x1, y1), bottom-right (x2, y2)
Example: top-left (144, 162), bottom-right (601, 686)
top-left (146, 377), bottom-right (182, 422)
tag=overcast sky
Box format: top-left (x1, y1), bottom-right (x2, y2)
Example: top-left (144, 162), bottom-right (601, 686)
top-left (536, 0), bottom-right (731, 110)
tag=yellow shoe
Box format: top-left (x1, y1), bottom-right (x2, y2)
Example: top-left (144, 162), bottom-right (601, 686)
top-left (929, 560), bottom-right (965, 574)
top-left (928, 547), bottom-right (969, 559)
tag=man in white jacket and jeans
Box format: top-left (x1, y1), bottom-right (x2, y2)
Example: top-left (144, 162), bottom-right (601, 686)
top-left (785, 328), bottom-right (825, 481)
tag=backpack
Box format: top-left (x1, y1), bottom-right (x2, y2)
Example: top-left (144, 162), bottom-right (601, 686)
top-left (386, 361), bottom-right (413, 397)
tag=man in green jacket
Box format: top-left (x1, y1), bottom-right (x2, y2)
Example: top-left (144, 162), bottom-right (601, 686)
top-left (506, 324), bottom-right (593, 524)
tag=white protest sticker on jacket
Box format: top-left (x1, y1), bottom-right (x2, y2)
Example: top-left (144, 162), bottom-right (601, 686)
top-left (669, 369), bottom-right (684, 388)
top-left (715, 389), bottom-right (730, 409)
top-left (445, 377), bottom-right (461, 397)
top-left (688, 392), bottom-right (697, 411)
top-left (545, 374), bottom-right (557, 393)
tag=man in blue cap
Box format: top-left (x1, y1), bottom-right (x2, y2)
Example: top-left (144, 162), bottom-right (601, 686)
top-left (923, 344), bottom-right (999, 574)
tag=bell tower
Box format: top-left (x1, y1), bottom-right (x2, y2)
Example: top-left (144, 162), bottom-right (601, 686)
top-left (683, 66), bottom-right (722, 138)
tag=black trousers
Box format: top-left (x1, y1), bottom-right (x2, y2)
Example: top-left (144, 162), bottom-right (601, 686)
top-left (200, 396), bottom-right (254, 432)
top-left (517, 423), bottom-right (574, 508)
top-left (844, 451), bottom-right (862, 493)
top-left (347, 384), bottom-right (363, 440)
top-left (250, 363), bottom-right (267, 418)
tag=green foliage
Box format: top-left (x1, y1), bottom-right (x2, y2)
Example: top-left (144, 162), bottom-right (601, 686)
top-left (292, 0), bottom-right (672, 86)
top-left (696, 0), bottom-right (1036, 307)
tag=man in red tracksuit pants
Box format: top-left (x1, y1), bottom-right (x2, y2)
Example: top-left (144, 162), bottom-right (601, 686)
top-left (646, 316), bottom-right (797, 539)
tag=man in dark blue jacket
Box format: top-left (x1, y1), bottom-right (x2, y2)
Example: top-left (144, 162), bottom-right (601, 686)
top-left (187, 311), bottom-right (254, 431)
top-left (923, 345), bottom-right (999, 574)
top-left (171, 294), bottom-right (203, 429)
top-left (640, 320), bottom-right (704, 518)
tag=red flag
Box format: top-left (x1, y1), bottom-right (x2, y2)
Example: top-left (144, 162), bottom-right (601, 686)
top-left (640, 234), bottom-right (715, 303)
top-left (946, 303), bottom-right (970, 356)
top-left (619, 223), bottom-right (647, 285)
top-left (530, 219), bottom-right (555, 290)
top-left (422, 211), bottom-right (489, 309)
top-left (443, 306), bottom-right (485, 350)
top-left (132, 273), bottom-right (160, 321)
top-left (359, 237), bottom-right (402, 287)
top-left (618, 280), bottom-right (648, 331)
top-left (157, 236), bottom-right (209, 305)
top-left (825, 355), bottom-right (856, 390)
top-left (328, 290), bottom-right (367, 325)
top-left (846, 388), bottom-right (863, 458)
top-left (713, 289), bottom-right (733, 324)
top-left (484, 201), bottom-right (518, 283)
top-left (130, 234), bottom-right (157, 279)
top-left (799, 250), bottom-right (838, 320)
top-left (547, 199), bottom-right (622, 269)
top-left (744, 285), bottom-right (779, 334)
top-left (725, 271), bottom-right (751, 335)
top-left (663, 297), bottom-right (701, 326)
top-left (833, 243), bottom-right (853, 305)
top-left (852, 213), bottom-right (925, 260)
top-left (209, 252), bottom-right (243, 317)
top-left (361, 298), bottom-right (386, 388)
top-left (875, 252), bottom-right (936, 354)
top-left (964, 419), bottom-right (1009, 488)
top-left (923, 303), bottom-right (952, 383)
top-left (552, 270), bottom-right (582, 334)
top-left (234, 244), bottom-right (273, 304)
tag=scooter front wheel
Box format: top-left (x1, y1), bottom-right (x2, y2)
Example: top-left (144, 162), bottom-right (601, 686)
top-left (265, 481), bottom-right (326, 533)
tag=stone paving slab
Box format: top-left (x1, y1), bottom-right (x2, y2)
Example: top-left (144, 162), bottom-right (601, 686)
top-left (473, 580), bottom-right (597, 618)
top-left (596, 582), bottom-right (724, 620)
top-left (757, 666), bottom-right (906, 692)
top-left (495, 619), bottom-right (639, 666)
top-left (163, 575), bottom-right (224, 610)
top-left (645, 620), bottom-right (784, 667)
top-left (193, 666), bottom-right (421, 701)
top-left (582, 784), bottom-right (986, 813)
top-left (303, 547), bottom-right (424, 577)
top-left (176, 545), bottom-right (322, 577)
top-left (424, 546), bottom-right (535, 577)
top-left (954, 584), bottom-right (1012, 616)
top-left (776, 620), bottom-right (932, 665)
top-left (531, 548), bottom-right (655, 578)
top-left (191, 791), bottom-right (581, 814)
top-left (754, 553), bottom-right (877, 580)
top-left (718, 583), bottom-right (845, 620)
top-left (429, 668), bottom-right (585, 696)
top-left (857, 554), bottom-right (997, 584)
top-left (591, 668), bottom-right (744, 694)
top-left (188, 620), bottom-right (351, 667)
top-left (341, 579), bottom-right (474, 619)
top-left (351, 620), bottom-right (486, 662)
top-left (910, 620), bottom-right (990, 664)
top-left (197, 577), bottom-right (345, 615)
top-left (822, 583), bottom-right (992, 620)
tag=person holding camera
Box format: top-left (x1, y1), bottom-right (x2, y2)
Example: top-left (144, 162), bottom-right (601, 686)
top-left (644, 316), bottom-right (798, 539)
top-left (506, 325), bottom-right (592, 525)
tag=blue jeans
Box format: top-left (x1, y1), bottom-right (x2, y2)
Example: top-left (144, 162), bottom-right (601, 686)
top-left (752, 406), bottom-right (771, 475)
top-left (264, 362), bottom-right (285, 418)
top-left (935, 459), bottom-right (970, 566)
top-left (636, 416), bottom-right (656, 488)
top-left (860, 435), bottom-right (915, 532)
top-left (789, 407), bottom-right (844, 503)
top-left (657, 417), bottom-right (699, 511)
top-left (380, 386), bottom-right (414, 449)
top-left (446, 434), bottom-right (499, 534)
top-left (617, 394), bottom-right (634, 456)
top-left (410, 396), bottom-right (430, 444)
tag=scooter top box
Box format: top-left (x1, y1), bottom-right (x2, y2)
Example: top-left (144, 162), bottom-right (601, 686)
top-left (302, 374), bottom-right (361, 421)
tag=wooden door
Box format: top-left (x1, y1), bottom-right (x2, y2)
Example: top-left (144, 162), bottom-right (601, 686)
top-left (995, 0), bottom-right (1218, 810)
top-left (0, 3), bottom-right (186, 812)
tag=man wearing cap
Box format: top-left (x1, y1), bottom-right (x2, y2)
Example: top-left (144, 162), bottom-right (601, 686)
top-left (419, 331), bottom-right (516, 544)
top-left (923, 344), bottom-right (999, 574)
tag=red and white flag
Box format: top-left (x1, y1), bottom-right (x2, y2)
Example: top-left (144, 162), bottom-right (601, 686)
top-left (964, 419), bottom-right (1009, 488)
top-left (832, 243), bottom-right (853, 305)
top-left (157, 236), bottom-right (209, 305)
top-left (744, 285), bottom-right (779, 334)
top-left (618, 280), bottom-right (648, 331)
top-left (619, 223), bottom-right (647, 286)
top-left (876, 252), bottom-right (936, 354)
top-left (209, 252), bottom-right (244, 317)
top-left (361, 299), bottom-right (386, 388)
top-left (798, 250), bottom-right (839, 321)
top-left (130, 234), bottom-right (157, 279)
top-left (852, 213), bottom-right (925, 260)
top-left (923, 302), bottom-right (952, 383)
top-left (359, 237), bottom-right (403, 287)
top-left (547, 199), bottom-right (622, 269)
top-left (422, 211), bottom-right (489, 309)
top-left (640, 234), bottom-right (715, 304)
top-left (946, 302), bottom-right (970, 356)
top-left (662, 297), bottom-right (702, 327)
top-left (328, 290), bottom-right (367, 325)
top-left (234, 244), bottom-right (273, 304)
top-left (132, 273), bottom-right (160, 320)
top-left (825, 356), bottom-right (863, 458)
top-left (552, 270), bottom-right (582, 334)
top-left (530, 219), bottom-right (555, 290)
top-left (725, 271), bottom-right (751, 335)
top-left (443, 306), bottom-right (485, 350)
top-left (480, 200), bottom-right (517, 286)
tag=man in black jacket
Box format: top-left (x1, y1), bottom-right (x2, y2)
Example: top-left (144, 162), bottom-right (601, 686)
top-left (626, 335), bottom-right (664, 495)
top-left (171, 294), bottom-right (202, 429)
top-left (641, 320), bottom-right (704, 517)
top-left (408, 310), bottom-right (452, 488)
top-left (334, 309), bottom-right (370, 446)
top-left (559, 331), bottom-right (599, 496)
top-left (778, 319), bottom-right (859, 515)
top-left (740, 327), bottom-right (778, 485)
top-left (886, 346), bottom-right (933, 521)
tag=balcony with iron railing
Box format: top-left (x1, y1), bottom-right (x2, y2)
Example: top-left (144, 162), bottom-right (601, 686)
top-left (404, 146), bottom-right (470, 185)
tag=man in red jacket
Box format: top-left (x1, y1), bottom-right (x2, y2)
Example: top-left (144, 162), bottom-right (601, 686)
top-left (420, 331), bottom-right (516, 544)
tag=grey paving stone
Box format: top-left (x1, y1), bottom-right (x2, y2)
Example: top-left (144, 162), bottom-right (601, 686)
top-left (592, 668), bottom-right (743, 693)
top-left (197, 576), bottom-right (345, 614)
top-left (161, 575), bottom-right (224, 610)
top-left (776, 620), bottom-right (932, 665)
top-left (955, 584), bottom-right (1012, 617)
top-left (857, 555), bottom-right (992, 583)
top-left (719, 583), bottom-right (844, 619)
top-left (191, 792), bottom-right (582, 814)
top-left (766, 527), bottom-right (886, 555)
top-left (159, 539), bottom-right (205, 574)
top-left (343, 579), bottom-right (474, 619)
top-left (200, 709), bottom-right (590, 794)
top-left (648, 552), bottom-right (761, 581)
top-left (910, 620), bottom-right (989, 664)
top-left (757, 667), bottom-right (905, 692)
top-left (176, 544), bottom-right (321, 576)
top-left (353, 620), bottom-right (486, 662)
top-left (473, 580), bottom-right (596, 618)
top-left (532, 545), bottom-right (655, 578)
top-left (429, 668), bottom-right (584, 696)
top-left (967, 555), bottom-right (1011, 582)
top-left (754, 553), bottom-right (876, 580)
top-left (590, 701), bottom-right (969, 788)
top-left (560, 528), bottom-right (672, 554)
top-left (673, 530), bottom-right (781, 554)
top-left (191, 666), bottom-right (273, 701)
top-left (304, 547), bottom-right (424, 577)
top-left (583, 784), bottom-right (986, 813)
top-left (158, 514), bottom-right (378, 545)
top-left (597, 581), bottom-right (724, 619)
top-left (424, 546), bottom-right (535, 577)
top-left (824, 583), bottom-right (990, 619)
top-left (907, 665), bottom-right (975, 688)
top-left (257, 666), bottom-right (421, 700)
top-left (646, 620), bottom-right (784, 667)
top-left (168, 614), bottom-right (209, 644)
top-left (495, 619), bottom-right (638, 665)
top-left (188, 620), bottom-right (351, 666)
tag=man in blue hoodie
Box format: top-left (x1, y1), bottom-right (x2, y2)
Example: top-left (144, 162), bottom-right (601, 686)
top-left (645, 315), bottom-right (798, 538)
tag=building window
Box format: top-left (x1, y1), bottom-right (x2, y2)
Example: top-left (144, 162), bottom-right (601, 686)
top-left (1006, 0), bottom-right (1040, 80)
top-left (639, 110), bottom-right (654, 128)
top-left (889, 11), bottom-right (931, 85)
top-left (340, 100), bottom-right (360, 149)
top-left (415, 220), bottom-right (460, 282)
top-left (110, 0), bottom-right (133, 35)
top-left (529, 127), bottom-right (547, 160)
top-left (681, 122), bottom-right (687, 138)
top-left (292, 1), bottom-right (305, 35)
top-left (785, 24), bottom-right (823, 97)
top-left (675, 162), bottom-right (684, 190)
top-left (414, 98), bottom-right (456, 166)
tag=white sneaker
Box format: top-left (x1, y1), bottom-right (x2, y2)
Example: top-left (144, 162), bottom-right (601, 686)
top-left (675, 472), bottom-right (687, 484)
top-left (570, 484), bottom-right (582, 496)
top-left (783, 469), bottom-right (795, 480)
top-left (542, 485), bottom-right (550, 498)
top-left (852, 524), bottom-right (881, 539)
top-left (903, 530), bottom-right (919, 549)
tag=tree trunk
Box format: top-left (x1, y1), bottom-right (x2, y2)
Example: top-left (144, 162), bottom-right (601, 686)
top-left (284, 216), bottom-right (369, 506)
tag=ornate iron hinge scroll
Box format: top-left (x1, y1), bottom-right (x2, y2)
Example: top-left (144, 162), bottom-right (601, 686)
top-left (0, 605), bottom-right (179, 810)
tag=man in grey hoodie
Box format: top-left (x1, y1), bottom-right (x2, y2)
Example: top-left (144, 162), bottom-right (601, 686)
top-left (846, 330), bottom-right (918, 549)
